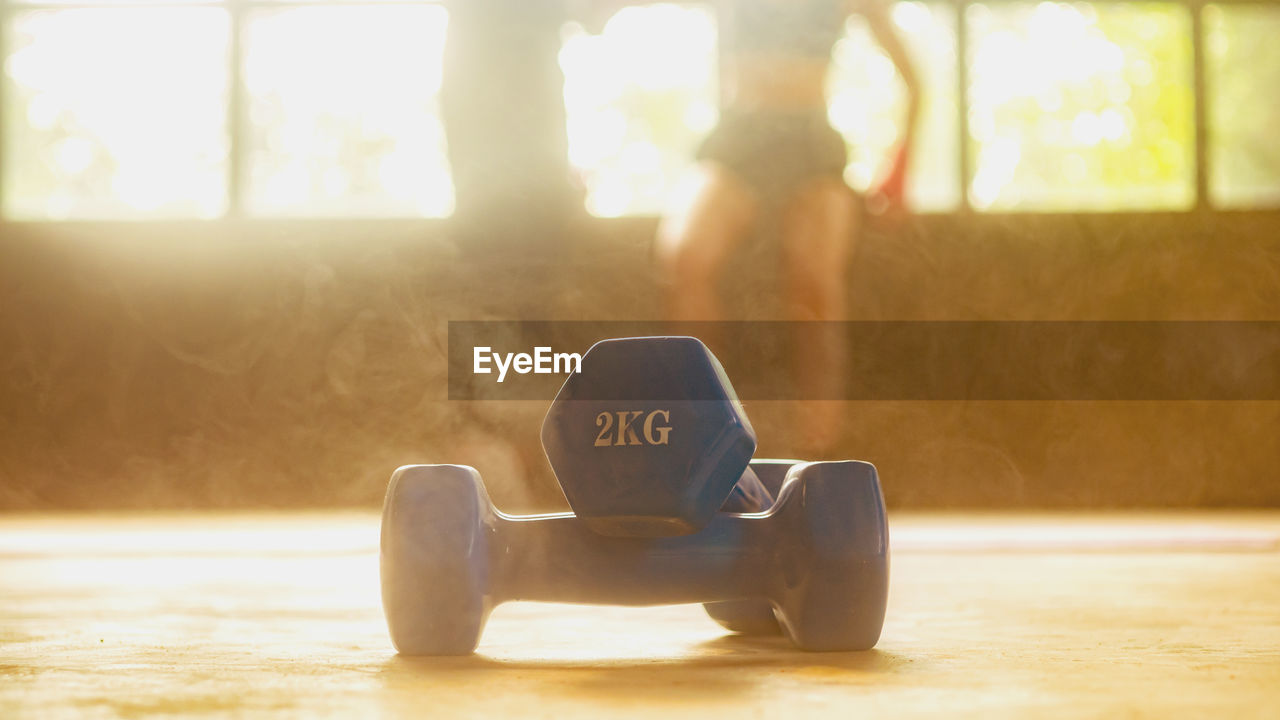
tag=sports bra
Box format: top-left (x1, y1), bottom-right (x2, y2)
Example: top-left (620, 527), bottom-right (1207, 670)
top-left (719, 0), bottom-right (847, 58)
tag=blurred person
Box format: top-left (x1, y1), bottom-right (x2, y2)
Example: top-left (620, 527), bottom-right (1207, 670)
top-left (649, 0), bottom-right (921, 455)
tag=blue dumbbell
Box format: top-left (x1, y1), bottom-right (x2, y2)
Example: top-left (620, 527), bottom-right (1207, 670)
top-left (380, 460), bottom-right (889, 655)
top-left (541, 336), bottom-right (757, 537)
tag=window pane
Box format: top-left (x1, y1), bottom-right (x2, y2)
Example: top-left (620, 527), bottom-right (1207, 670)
top-left (829, 1), bottom-right (959, 211)
top-left (3, 9), bottom-right (230, 219)
top-left (243, 5), bottom-right (453, 217)
top-left (966, 2), bottom-right (1193, 211)
top-left (560, 4), bottom-right (718, 217)
top-left (1206, 4), bottom-right (1280, 207)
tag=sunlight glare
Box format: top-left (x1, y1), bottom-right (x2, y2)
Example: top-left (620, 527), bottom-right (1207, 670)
top-left (4, 8), bottom-right (229, 218)
top-left (966, 1), bottom-right (1192, 210)
top-left (243, 5), bottom-right (453, 216)
top-left (560, 3), bottom-right (718, 216)
top-left (830, 3), bottom-right (960, 210)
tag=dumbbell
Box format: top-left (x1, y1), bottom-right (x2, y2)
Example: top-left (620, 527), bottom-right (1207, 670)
top-left (541, 336), bottom-right (759, 537)
top-left (380, 459), bottom-right (888, 655)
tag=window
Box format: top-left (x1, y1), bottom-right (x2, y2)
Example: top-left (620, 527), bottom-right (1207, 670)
top-left (831, 1), bottom-right (960, 211)
top-left (243, 4), bottom-right (452, 216)
top-left (559, 4), bottom-right (719, 217)
top-left (1, 0), bottom-right (1278, 220)
top-left (1, 0), bottom-right (452, 220)
top-left (4, 7), bottom-right (231, 218)
top-left (559, 0), bottom-right (1278, 216)
top-left (1205, 3), bottom-right (1280, 207)
top-left (966, 2), bottom-right (1194, 210)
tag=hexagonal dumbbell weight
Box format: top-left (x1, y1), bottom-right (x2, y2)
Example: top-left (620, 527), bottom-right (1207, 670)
top-left (541, 336), bottom-right (758, 537)
top-left (380, 460), bottom-right (889, 655)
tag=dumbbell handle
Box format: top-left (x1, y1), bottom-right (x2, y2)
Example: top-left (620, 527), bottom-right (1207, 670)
top-left (490, 508), bottom-right (776, 606)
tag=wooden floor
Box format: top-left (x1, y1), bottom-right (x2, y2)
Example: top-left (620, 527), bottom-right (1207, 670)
top-left (2, 512), bottom-right (1278, 719)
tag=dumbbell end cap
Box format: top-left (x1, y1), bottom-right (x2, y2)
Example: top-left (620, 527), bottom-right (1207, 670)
top-left (381, 464), bottom-right (493, 655)
top-left (773, 461), bottom-right (889, 651)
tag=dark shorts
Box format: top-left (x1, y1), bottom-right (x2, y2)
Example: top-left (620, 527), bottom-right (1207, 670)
top-left (695, 109), bottom-right (849, 200)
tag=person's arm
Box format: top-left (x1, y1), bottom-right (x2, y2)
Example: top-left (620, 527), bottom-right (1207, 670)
top-left (852, 0), bottom-right (921, 210)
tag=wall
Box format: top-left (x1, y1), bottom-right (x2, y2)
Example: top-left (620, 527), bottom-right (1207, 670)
top-left (1, 212), bottom-right (1277, 510)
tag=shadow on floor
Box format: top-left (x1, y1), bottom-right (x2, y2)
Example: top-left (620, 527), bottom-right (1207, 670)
top-left (378, 635), bottom-right (921, 703)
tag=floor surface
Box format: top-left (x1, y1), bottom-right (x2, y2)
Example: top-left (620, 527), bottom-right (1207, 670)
top-left (2, 511), bottom-right (1278, 718)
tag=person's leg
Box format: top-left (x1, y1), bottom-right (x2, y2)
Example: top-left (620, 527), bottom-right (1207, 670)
top-left (655, 164), bottom-right (758, 324)
top-left (780, 176), bottom-right (859, 455)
